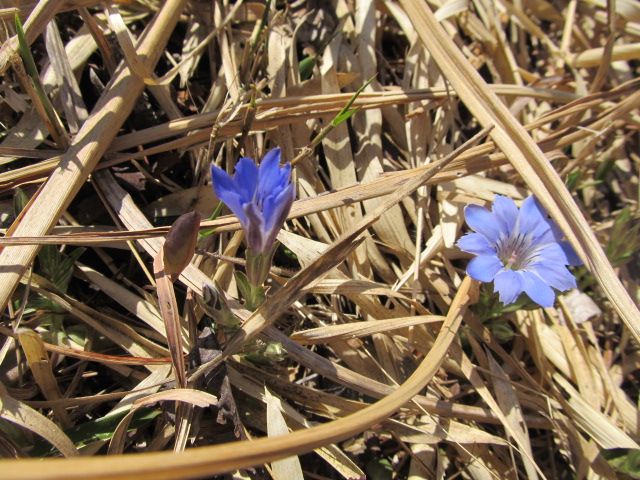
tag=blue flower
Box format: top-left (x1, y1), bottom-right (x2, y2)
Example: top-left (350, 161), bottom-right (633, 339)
top-left (456, 195), bottom-right (581, 307)
top-left (211, 148), bottom-right (295, 254)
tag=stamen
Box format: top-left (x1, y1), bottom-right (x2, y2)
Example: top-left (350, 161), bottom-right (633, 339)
top-left (497, 233), bottom-right (534, 270)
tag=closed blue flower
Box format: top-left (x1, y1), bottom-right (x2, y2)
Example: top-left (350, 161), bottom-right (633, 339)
top-left (456, 195), bottom-right (581, 307)
top-left (211, 148), bottom-right (295, 254)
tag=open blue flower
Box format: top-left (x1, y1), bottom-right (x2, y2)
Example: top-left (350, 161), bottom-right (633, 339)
top-left (456, 195), bottom-right (581, 307)
top-left (211, 148), bottom-right (295, 254)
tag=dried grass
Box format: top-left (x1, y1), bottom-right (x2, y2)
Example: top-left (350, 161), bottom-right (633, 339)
top-left (0, 1), bottom-right (638, 479)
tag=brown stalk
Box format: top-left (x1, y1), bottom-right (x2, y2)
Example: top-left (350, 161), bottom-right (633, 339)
top-left (152, 254), bottom-right (187, 388)
top-left (17, 330), bottom-right (72, 428)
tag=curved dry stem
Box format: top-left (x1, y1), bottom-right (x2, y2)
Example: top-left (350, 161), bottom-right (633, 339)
top-left (0, 277), bottom-right (473, 480)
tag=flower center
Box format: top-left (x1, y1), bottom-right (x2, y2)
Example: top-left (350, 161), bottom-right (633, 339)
top-left (497, 233), bottom-right (534, 270)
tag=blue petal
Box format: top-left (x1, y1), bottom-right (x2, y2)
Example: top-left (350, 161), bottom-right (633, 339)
top-left (234, 157), bottom-right (259, 203)
top-left (243, 202), bottom-right (266, 252)
top-left (521, 270), bottom-right (555, 307)
top-left (530, 262), bottom-right (576, 291)
top-left (263, 183), bottom-right (295, 231)
top-left (260, 147), bottom-right (281, 170)
top-left (211, 165), bottom-right (248, 225)
top-left (492, 195), bottom-right (519, 235)
top-left (218, 192), bottom-right (248, 227)
top-left (560, 241), bottom-right (582, 266)
top-left (546, 223), bottom-right (582, 266)
top-left (211, 164), bottom-right (237, 196)
top-left (535, 243), bottom-right (571, 265)
top-left (464, 205), bottom-right (503, 243)
top-left (466, 254), bottom-right (503, 282)
top-left (518, 196), bottom-right (546, 229)
top-left (278, 162), bottom-right (292, 186)
top-left (493, 269), bottom-right (524, 304)
top-left (518, 196), bottom-right (552, 241)
top-left (257, 148), bottom-right (285, 198)
top-left (262, 184), bottom-right (295, 249)
top-left (457, 232), bottom-right (496, 256)
top-left (531, 228), bottom-right (557, 245)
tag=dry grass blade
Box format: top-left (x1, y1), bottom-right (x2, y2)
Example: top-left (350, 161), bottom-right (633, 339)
top-left (261, 322), bottom-right (535, 427)
top-left (152, 212), bottom-right (200, 389)
top-left (554, 374), bottom-right (639, 450)
top-left (265, 388), bottom-right (304, 480)
top-left (41, 342), bottom-right (170, 366)
top-left (27, 282), bottom-right (163, 360)
top-left (290, 315), bottom-right (443, 344)
top-left (398, 0), bottom-right (640, 344)
top-left (14, 14), bottom-right (69, 150)
top-left (570, 42), bottom-right (640, 67)
top-left (0, 25), bottom-right (97, 166)
top-left (486, 351), bottom-right (538, 479)
top-left (0, 84), bottom-right (579, 188)
top-left (43, 19), bottom-right (88, 132)
top-left (108, 389), bottom-right (218, 455)
top-left (105, 4), bottom-right (163, 86)
top-left (451, 344), bottom-right (547, 478)
top-left (76, 264), bottom-right (172, 346)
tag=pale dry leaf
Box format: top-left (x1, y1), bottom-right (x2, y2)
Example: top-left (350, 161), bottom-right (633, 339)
top-left (265, 388), bottom-right (304, 480)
